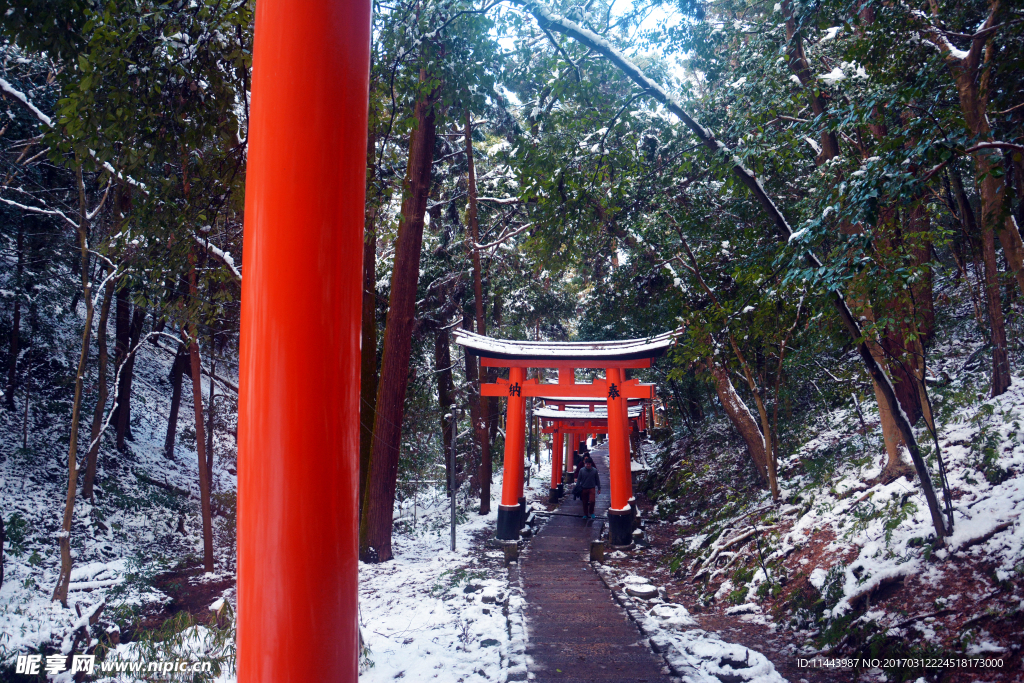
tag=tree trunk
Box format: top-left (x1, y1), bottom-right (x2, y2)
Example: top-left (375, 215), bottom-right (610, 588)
top-left (979, 201), bottom-right (1011, 395)
top-left (950, 168), bottom-right (986, 324)
top-left (706, 359), bottom-right (769, 486)
top-left (487, 292), bottom-right (502, 446)
top-left (464, 110), bottom-right (493, 515)
top-left (115, 305), bottom-right (145, 450)
top-left (164, 342), bottom-right (189, 458)
top-left (360, 81), bottom-right (436, 563)
top-left (435, 328), bottom-right (455, 496)
top-left (206, 335), bottom-right (216, 490)
top-left (781, 0), bottom-right (839, 162)
top-left (111, 283), bottom-right (130, 428)
top-left (462, 310), bottom-right (483, 493)
top-left (359, 133), bottom-right (380, 521)
top-left (53, 160), bottom-right (92, 607)
top-left (783, 0), bottom-right (926, 480)
top-left (729, 337), bottom-right (779, 500)
top-left (907, 204), bottom-right (936, 343)
top-left (941, 6), bottom-right (1014, 394)
top-left (5, 225), bottom-right (23, 410)
top-left (188, 264), bottom-right (214, 572)
top-left (82, 273), bottom-right (115, 501)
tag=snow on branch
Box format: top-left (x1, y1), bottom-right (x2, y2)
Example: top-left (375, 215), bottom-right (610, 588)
top-left (477, 196), bottom-right (521, 204)
top-left (194, 234), bottom-right (242, 281)
top-left (89, 152), bottom-right (150, 195)
top-left (921, 142), bottom-right (1024, 182)
top-left (476, 221), bottom-right (533, 251)
top-left (0, 194), bottom-right (78, 228)
top-left (509, 0), bottom-right (797, 242)
top-left (0, 77), bottom-right (53, 127)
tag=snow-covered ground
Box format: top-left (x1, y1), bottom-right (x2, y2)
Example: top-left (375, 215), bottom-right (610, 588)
top-left (357, 490), bottom-right (524, 683)
top-left (0, 320), bottom-right (239, 673)
top-left (595, 564), bottom-right (787, 682)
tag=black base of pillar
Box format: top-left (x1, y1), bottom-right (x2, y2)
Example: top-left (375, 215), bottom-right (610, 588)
top-left (608, 508), bottom-right (633, 546)
top-left (564, 472), bottom-right (575, 484)
top-left (518, 497), bottom-right (527, 528)
top-left (549, 487), bottom-right (559, 504)
top-left (496, 504), bottom-right (520, 541)
top-left (557, 483), bottom-right (564, 498)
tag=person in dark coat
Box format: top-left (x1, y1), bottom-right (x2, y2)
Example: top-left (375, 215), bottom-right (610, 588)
top-left (574, 454), bottom-right (595, 481)
top-left (576, 459), bottom-right (601, 519)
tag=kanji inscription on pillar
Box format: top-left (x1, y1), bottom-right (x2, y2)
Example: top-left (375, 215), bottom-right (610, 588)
top-left (509, 382), bottom-right (521, 397)
top-left (607, 383), bottom-right (620, 399)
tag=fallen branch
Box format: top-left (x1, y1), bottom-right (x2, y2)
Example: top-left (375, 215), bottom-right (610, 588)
top-left (846, 574), bottom-right (905, 610)
top-left (692, 525), bottom-right (777, 581)
top-left (954, 519), bottom-right (1016, 552)
top-left (893, 608), bottom-right (952, 630)
top-left (135, 471), bottom-right (190, 497)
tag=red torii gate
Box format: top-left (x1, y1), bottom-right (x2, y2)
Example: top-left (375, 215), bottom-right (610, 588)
top-left (536, 396), bottom-right (650, 475)
top-left (453, 330), bottom-right (674, 545)
top-left (534, 404), bottom-right (645, 503)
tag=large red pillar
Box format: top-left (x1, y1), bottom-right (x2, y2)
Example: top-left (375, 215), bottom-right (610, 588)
top-left (605, 367), bottom-right (633, 544)
top-left (237, 0), bottom-right (370, 680)
top-left (497, 366), bottom-right (526, 539)
top-left (620, 392), bottom-right (635, 506)
top-left (550, 429), bottom-right (563, 502)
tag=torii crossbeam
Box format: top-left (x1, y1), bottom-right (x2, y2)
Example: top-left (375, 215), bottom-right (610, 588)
top-left (454, 329), bottom-right (675, 545)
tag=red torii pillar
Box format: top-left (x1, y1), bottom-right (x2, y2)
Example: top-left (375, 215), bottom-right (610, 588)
top-left (237, 0), bottom-right (369, 681)
top-left (606, 367), bottom-right (635, 545)
top-left (497, 367), bottom-right (533, 539)
top-left (549, 412), bottom-right (564, 503)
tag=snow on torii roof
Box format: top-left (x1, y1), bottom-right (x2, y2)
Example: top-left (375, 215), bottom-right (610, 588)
top-left (451, 329), bottom-right (678, 361)
top-left (539, 396), bottom-right (643, 404)
top-left (534, 406), bottom-right (643, 420)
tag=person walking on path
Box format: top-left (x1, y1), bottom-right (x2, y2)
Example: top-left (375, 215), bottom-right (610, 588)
top-left (576, 459), bottom-right (601, 518)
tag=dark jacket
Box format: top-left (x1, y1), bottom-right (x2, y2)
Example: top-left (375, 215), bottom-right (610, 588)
top-left (576, 466), bottom-right (601, 491)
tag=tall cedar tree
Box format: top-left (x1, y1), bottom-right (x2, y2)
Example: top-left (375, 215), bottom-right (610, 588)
top-left (360, 77), bottom-right (437, 562)
top-left (464, 112), bottom-right (492, 514)
top-left (360, 131), bottom-right (380, 518)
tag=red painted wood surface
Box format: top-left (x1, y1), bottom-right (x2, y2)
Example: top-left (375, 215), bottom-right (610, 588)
top-left (501, 366), bottom-right (527, 506)
top-left (482, 378), bottom-right (654, 399)
top-left (237, 0), bottom-right (370, 680)
top-left (482, 357), bottom-right (651, 369)
top-left (550, 430), bottom-right (563, 487)
top-left (605, 367), bottom-right (631, 511)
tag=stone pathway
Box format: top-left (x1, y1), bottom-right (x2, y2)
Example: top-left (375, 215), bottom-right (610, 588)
top-left (519, 444), bottom-right (676, 683)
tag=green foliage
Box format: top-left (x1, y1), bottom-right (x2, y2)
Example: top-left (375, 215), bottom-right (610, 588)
top-left (732, 565), bottom-right (755, 585)
top-left (118, 607), bottom-right (236, 682)
top-left (4, 513), bottom-right (29, 555)
top-left (428, 567), bottom-right (487, 598)
top-left (726, 585), bottom-right (749, 605)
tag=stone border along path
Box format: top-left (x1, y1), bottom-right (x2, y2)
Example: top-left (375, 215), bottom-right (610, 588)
top-left (516, 443), bottom-right (680, 683)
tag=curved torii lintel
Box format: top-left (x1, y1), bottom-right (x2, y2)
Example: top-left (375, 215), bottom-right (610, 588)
top-left (452, 328), bottom-right (679, 367)
top-left (534, 406), bottom-right (643, 420)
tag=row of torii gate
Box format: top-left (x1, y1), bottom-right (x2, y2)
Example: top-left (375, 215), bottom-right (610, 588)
top-left (454, 329), bottom-right (674, 545)
top-left (233, 2), bottom-right (673, 679)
